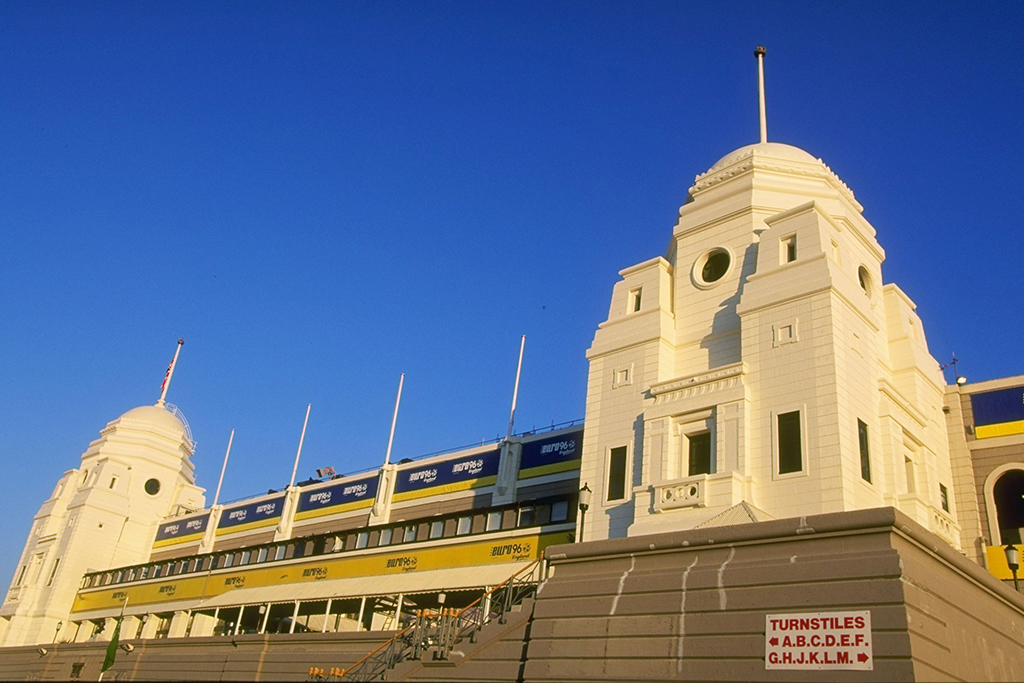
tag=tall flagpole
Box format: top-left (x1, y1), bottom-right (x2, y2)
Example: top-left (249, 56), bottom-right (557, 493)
top-left (755, 45), bottom-right (768, 143)
top-left (289, 404), bottom-right (312, 488)
top-left (383, 374), bottom-right (404, 466)
top-left (212, 429), bottom-right (234, 507)
top-left (157, 339), bottom-right (184, 406)
top-left (507, 336), bottom-right (526, 440)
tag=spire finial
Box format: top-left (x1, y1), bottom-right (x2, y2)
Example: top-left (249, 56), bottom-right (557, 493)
top-left (157, 338), bottom-right (184, 406)
top-left (755, 45), bottom-right (768, 143)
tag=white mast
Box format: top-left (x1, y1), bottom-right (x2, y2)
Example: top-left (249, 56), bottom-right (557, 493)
top-left (506, 335), bottom-right (526, 440)
top-left (383, 373), bottom-right (405, 466)
top-left (289, 404), bottom-right (312, 487)
top-left (157, 338), bottom-right (184, 406)
top-left (755, 45), bottom-right (768, 143)
top-left (212, 429), bottom-right (234, 507)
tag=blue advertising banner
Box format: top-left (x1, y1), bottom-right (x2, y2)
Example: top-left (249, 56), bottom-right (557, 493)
top-left (519, 429), bottom-right (584, 479)
top-left (217, 495), bottom-right (285, 535)
top-left (294, 475), bottom-right (379, 521)
top-left (972, 386), bottom-right (1024, 439)
top-left (393, 449), bottom-right (500, 502)
top-left (153, 513), bottom-right (209, 548)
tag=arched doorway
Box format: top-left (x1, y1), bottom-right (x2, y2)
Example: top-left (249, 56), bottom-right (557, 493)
top-left (993, 469), bottom-right (1024, 544)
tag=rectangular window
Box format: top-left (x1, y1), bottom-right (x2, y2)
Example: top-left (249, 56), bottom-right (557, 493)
top-left (518, 507), bottom-right (535, 527)
top-left (940, 484), bottom-right (950, 512)
top-left (629, 288), bottom-right (642, 313)
top-left (108, 476), bottom-right (118, 490)
top-left (257, 547), bottom-right (268, 563)
top-left (857, 419), bottom-right (871, 483)
top-left (551, 500), bottom-right (569, 523)
top-left (379, 528), bottom-right (393, 546)
top-left (607, 446), bottom-right (628, 501)
top-left (904, 457), bottom-right (915, 493)
top-left (777, 411), bottom-right (803, 474)
top-left (404, 524), bottom-right (418, 543)
top-left (274, 545), bottom-right (287, 561)
top-left (782, 235), bottom-right (797, 263)
top-left (485, 511), bottom-right (502, 531)
top-left (46, 558), bottom-right (61, 586)
top-left (15, 565), bottom-right (27, 587)
top-left (139, 566), bottom-right (149, 580)
top-left (687, 432), bottom-right (713, 476)
top-left (429, 520), bottom-right (444, 539)
top-left (355, 531), bottom-right (369, 549)
top-left (456, 516), bottom-right (472, 536)
top-left (221, 554), bottom-right (233, 568)
top-left (240, 550), bottom-right (251, 565)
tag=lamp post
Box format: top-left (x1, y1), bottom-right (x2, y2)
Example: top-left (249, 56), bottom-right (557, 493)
top-left (1004, 544), bottom-right (1020, 592)
top-left (52, 621), bottom-right (62, 644)
top-left (577, 483), bottom-right (592, 543)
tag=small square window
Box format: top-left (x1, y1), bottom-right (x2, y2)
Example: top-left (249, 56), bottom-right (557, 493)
top-left (429, 520), bottom-right (444, 539)
top-left (456, 516), bottom-right (472, 535)
top-left (485, 511), bottom-right (502, 531)
top-left (773, 321), bottom-right (798, 347)
top-left (612, 365), bottom-right (633, 389)
top-left (551, 500), bottom-right (569, 523)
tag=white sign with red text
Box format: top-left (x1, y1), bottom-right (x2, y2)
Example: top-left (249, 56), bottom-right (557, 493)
top-left (765, 610), bottom-right (872, 670)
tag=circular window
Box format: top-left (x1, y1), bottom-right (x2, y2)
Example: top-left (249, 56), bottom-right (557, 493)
top-left (144, 478), bottom-right (161, 496)
top-left (692, 247), bottom-right (734, 289)
top-left (857, 266), bottom-right (872, 296)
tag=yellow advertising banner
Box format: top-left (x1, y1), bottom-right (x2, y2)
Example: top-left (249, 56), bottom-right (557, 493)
top-left (73, 530), bottom-right (568, 614)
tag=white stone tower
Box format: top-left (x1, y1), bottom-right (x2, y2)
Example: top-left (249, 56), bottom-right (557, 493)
top-left (579, 50), bottom-right (957, 546)
top-left (0, 341), bottom-right (206, 646)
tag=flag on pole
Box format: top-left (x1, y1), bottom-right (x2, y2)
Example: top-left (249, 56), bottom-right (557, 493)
top-left (101, 596), bottom-right (129, 675)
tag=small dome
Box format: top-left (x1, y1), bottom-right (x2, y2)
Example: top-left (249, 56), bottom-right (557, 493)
top-left (707, 142), bottom-right (819, 173)
top-left (117, 404), bottom-right (187, 435)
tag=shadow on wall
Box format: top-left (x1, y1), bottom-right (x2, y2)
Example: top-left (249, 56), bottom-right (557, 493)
top-left (603, 415), bottom-right (643, 539)
top-left (703, 242), bottom-right (758, 369)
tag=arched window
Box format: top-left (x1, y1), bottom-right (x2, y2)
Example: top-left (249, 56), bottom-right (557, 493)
top-left (993, 469), bottom-right (1024, 544)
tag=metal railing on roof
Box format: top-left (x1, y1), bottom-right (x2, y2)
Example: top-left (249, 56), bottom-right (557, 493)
top-left (333, 556), bottom-right (547, 681)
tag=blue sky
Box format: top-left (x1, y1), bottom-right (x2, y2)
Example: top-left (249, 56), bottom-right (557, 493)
top-left (2, 2), bottom-right (1022, 586)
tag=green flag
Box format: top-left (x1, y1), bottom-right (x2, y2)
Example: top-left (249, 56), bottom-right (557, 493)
top-left (100, 617), bottom-right (121, 673)
top-left (101, 595), bottom-right (129, 675)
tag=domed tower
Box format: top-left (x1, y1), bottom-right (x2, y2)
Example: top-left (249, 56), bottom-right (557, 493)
top-left (0, 341), bottom-right (206, 646)
top-left (580, 49), bottom-right (956, 546)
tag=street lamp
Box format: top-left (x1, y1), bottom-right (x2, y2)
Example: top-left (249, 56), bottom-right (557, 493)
top-left (1004, 544), bottom-right (1020, 592)
top-left (577, 483), bottom-right (592, 543)
top-left (53, 621), bottom-right (62, 643)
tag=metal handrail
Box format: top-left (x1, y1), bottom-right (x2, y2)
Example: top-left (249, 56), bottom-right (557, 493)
top-left (335, 556), bottom-right (546, 681)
